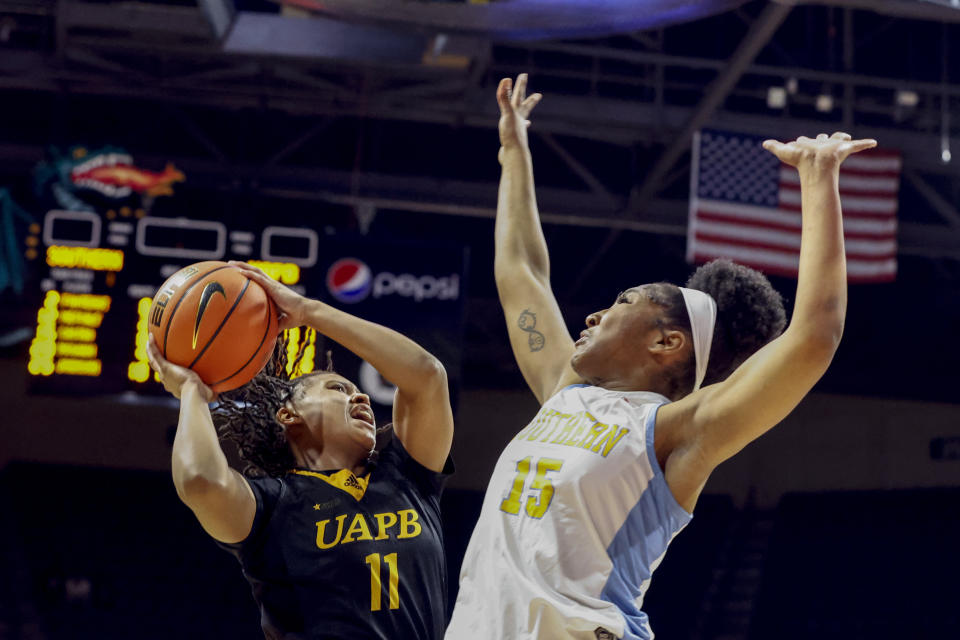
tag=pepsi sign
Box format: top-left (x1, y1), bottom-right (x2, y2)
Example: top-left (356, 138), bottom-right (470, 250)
top-left (326, 257), bottom-right (460, 304)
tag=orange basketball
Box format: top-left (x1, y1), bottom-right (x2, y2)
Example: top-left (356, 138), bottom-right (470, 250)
top-left (148, 261), bottom-right (279, 393)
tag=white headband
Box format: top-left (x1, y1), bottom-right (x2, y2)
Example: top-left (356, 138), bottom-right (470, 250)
top-left (678, 287), bottom-right (717, 392)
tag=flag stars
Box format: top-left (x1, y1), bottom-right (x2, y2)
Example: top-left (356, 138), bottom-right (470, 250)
top-left (698, 130), bottom-right (780, 205)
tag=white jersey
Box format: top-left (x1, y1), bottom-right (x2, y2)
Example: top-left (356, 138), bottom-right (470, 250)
top-left (446, 385), bottom-right (692, 640)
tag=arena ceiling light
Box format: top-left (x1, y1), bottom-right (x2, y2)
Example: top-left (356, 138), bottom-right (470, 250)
top-left (896, 90), bottom-right (920, 107)
top-left (815, 93), bottom-right (834, 113)
top-left (767, 86), bottom-right (787, 109)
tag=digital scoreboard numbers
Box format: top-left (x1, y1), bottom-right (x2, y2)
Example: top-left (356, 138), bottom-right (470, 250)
top-left (27, 209), bottom-right (318, 396)
top-left (28, 290), bottom-right (109, 378)
top-left (27, 208), bottom-right (128, 393)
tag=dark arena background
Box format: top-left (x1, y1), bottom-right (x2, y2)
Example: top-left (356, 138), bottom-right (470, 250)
top-left (2, 1), bottom-right (960, 638)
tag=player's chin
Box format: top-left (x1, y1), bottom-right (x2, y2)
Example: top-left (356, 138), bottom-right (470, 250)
top-left (570, 349), bottom-right (587, 374)
top-left (359, 428), bottom-right (377, 451)
top-left (351, 417), bottom-right (377, 441)
top-left (569, 350), bottom-right (597, 381)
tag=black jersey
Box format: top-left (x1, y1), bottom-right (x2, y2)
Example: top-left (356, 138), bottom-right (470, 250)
top-left (219, 438), bottom-right (452, 640)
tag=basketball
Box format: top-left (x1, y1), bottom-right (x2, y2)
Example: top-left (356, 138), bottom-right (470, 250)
top-left (148, 261), bottom-right (279, 393)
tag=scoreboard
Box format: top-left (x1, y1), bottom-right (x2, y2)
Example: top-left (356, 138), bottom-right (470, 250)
top-left (23, 207), bottom-right (468, 414)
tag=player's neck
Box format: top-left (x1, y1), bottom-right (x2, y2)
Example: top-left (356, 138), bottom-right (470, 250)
top-left (294, 444), bottom-right (368, 476)
top-left (587, 365), bottom-right (676, 400)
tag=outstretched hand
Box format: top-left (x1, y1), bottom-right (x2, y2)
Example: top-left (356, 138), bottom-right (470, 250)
top-left (497, 73), bottom-right (542, 163)
top-left (146, 335), bottom-right (216, 403)
top-left (228, 261), bottom-right (309, 332)
top-left (762, 132), bottom-right (877, 173)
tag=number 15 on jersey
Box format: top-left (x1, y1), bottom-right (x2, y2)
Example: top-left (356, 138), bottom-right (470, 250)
top-left (499, 456), bottom-right (564, 519)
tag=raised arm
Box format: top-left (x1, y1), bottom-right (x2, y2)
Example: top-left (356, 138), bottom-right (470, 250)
top-left (495, 74), bottom-right (581, 404)
top-left (147, 336), bottom-right (256, 543)
top-left (659, 133), bottom-right (876, 507)
top-left (233, 263), bottom-right (452, 473)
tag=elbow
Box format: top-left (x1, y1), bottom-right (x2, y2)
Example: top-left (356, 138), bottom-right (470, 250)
top-left (415, 354), bottom-right (448, 390)
top-left (173, 466), bottom-right (229, 507)
top-left (789, 298), bottom-right (845, 358)
top-left (808, 297), bottom-right (846, 350)
top-left (789, 320), bottom-right (844, 367)
top-left (811, 314), bottom-right (845, 354)
top-left (395, 353), bottom-right (448, 398)
top-left (827, 320), bottom-right (844, 350)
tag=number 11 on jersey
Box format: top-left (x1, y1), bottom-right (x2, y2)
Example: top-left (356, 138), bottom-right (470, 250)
top-left (365, 552), bottom-right (399, 612)
top-left (499, 456), bottom-right (564, 519)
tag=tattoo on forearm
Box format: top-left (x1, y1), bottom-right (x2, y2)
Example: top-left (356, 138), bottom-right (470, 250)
top-left (518, 309), bottom-right (546, 352)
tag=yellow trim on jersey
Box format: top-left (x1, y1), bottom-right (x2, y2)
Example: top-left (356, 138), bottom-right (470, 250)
top-left (291, 468), bottom-right (370, 501)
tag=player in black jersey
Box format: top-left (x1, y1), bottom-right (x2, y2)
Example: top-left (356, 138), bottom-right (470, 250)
top-left (146, 261), bottom-right (454, 640)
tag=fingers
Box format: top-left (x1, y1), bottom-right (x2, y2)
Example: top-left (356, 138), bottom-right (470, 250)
top-left (761, 139), bottom-right (793, 163)
top-left (518, 93), bottom-right (542, 117)
top-left (229, 260), bottom-right (267, 279)
top-left (764, 133), bottom-right (876, 151)
top-left (763, 133), bottom-right (879, 168)
top-left (847, 138), bottom-right (878, 154)
top-left (145, 336), bottom-right (166, 384)
top-left (499, 74), bottom-right (534, 113)
top-left (146, 334), bottom-right (162, 370)
top-left (241, 268), bottom-right (269, 287)
top-left (496, 77), bottom-right (512, 113)
top-left (512, 73), bottom-right (528, 109)
top-left (229, 261), bottom-right (274, 289)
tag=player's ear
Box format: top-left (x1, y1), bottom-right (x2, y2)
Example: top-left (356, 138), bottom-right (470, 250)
top-left (276, 406), bottom-right (303, 427)
top-left (648, 328), bottom-right (687, 361)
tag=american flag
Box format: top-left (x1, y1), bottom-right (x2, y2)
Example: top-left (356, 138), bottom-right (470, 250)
top-left (687, 129), bottom-right (901, 283)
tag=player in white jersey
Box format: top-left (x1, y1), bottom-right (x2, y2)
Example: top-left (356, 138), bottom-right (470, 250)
top-left (445, 74), bottom-right (877, 640)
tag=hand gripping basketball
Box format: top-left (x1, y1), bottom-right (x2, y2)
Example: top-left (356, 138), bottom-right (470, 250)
top-left (147, 261), bottom-right (279, 394)
top-left (146, 334), bottom-right (215, 402)
top-left (228, 260), bottom-right (309, 332)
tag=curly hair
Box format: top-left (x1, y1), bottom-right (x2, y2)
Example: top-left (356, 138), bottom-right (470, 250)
top-left (646, 259), bottom-right (786, 397)
top-left (212, 332), bottom-right (329, 478)
top-left (685, 258), bottom-right (786, 387)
